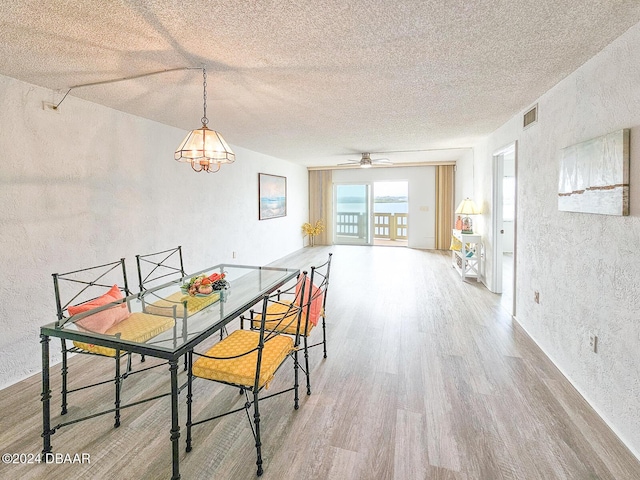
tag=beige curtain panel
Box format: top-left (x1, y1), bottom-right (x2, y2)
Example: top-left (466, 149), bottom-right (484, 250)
top-left (308, 170), bottom-right (333, 245)
top-left (435, 165), bottom-right (455, 250)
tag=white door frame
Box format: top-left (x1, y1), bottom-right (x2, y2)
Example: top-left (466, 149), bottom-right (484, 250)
top-left (492, 141), bottom-right (517, 316)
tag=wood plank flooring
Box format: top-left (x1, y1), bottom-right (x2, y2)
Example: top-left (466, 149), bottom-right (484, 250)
top-left (1, 245), bottom-right (639, 479)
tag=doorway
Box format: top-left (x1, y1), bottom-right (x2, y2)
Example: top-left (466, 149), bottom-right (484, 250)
top-left (334, 183), bottom-right (372, 245)
top-left (373, 181), bottom-right (408, 247)
top-left (333, 181), bottom-right (410, 247)
top-left (492, 142), bottom-right (517, 316)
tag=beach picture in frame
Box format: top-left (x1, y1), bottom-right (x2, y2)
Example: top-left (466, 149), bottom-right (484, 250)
top-left (558, 129), bottom-right (629, 216)
top-left (259, 173), bottom-right (287, 220)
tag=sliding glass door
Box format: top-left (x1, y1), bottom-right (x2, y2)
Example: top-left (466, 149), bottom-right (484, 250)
top-left (334, 183), bottom-right (372, 245)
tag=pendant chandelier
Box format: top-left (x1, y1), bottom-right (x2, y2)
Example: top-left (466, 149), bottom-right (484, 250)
top-left (174, 67), bottom-right (235, 173)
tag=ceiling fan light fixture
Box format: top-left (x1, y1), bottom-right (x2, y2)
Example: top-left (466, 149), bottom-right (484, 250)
top-left (174, 67), bottom-right (235, 173)
top-left (337, 152), bottom-right (392, 168)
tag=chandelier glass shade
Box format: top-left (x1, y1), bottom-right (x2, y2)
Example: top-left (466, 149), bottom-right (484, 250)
top-left (174, 125), bottom-right (235, 173)
top-left (174, 67), bottom-right (235, 173)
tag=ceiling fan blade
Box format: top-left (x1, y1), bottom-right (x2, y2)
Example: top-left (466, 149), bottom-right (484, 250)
top-left (336, 152), bottom-right (393, 167)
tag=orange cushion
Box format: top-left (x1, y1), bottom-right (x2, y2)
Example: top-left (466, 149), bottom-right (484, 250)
top-left (295, 278), bottom-right (323, 326)
top-left (68, 285), bottom-right (129, 334)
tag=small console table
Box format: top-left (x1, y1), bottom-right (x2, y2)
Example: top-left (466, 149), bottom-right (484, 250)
top-left (451, 229), bottom-right (483, 282)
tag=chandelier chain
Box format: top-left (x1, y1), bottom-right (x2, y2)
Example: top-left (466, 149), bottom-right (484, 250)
top-left (201, 67), bottom-right (208, 126)
top-left (174, 64), bottom-right (235, 172)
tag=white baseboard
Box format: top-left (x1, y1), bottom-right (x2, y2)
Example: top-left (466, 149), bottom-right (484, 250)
top-left (513, 315), bottom-right (640, 463)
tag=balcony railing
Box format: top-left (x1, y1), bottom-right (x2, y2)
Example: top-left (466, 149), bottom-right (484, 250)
top-left (374, 213), bottom-right (407, 240)
top-left (336, 212), bottom-right (366, 238)
top-left (335, 212), bottom-right (408, 241)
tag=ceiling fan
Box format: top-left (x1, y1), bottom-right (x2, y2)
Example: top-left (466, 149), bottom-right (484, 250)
top-left (338, 152), bottom-right (392, 168)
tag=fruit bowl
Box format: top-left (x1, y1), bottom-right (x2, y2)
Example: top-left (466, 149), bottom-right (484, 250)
top-left (182, 272), bottom-right (228, 297)
top-left (194, 291), bottom-right (217, 298)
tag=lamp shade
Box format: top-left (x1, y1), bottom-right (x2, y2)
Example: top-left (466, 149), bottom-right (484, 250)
top-left (174, 66), bottom-right (236, 173)
top-left (455, 198), bottom-right (480, 215)
top-left (175, 125), bottom-right (235, 164)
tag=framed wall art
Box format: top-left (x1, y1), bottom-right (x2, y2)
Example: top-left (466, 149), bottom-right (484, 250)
top-left (258, 173), bottom-right (287, 220)
top-left (558, 129), bottom-right (629, 216)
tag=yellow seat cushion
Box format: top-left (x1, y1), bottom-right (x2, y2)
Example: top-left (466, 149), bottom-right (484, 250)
top-left (192, 330), bottom-right (294, 388)
top-left (73, 312), bottom-right (175, 357)
top-left (144, 290), bottom-right (219, 317)
top-left (252, 301), bottom-right (316, 336)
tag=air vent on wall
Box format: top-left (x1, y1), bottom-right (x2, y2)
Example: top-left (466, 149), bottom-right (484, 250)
top-left (523, 104), bottom-right (538, 129)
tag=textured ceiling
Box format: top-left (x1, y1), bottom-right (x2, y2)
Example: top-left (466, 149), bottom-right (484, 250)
top-left (1, 1), bottom-right (640, 167)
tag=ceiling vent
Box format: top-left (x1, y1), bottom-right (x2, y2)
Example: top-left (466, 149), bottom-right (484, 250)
top-left (523, 104), bottom-right (538, 129)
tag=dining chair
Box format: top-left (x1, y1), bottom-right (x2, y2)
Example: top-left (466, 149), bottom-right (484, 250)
top-left (135, 245), bottom-right (186, 291)
top-left (52, 258), bottom-right (176, 427)
top-left (185, 272), bottom-right (308, 477)
top-left (136, 246), bottom-right (225, 318)
top-left (241, 253), bottom-right (332, 395)
top-left (136, 246), bottom-right (229, 371)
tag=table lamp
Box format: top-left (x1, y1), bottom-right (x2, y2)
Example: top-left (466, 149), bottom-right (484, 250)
top-left (455, 198), bottom-right (480, 234)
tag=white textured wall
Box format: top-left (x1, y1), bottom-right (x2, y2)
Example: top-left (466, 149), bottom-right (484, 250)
top-left (455, 149), bottom-right (475, 207)
top-left (0, 74), bottom-right (308, 389)
top-left (473, 22), bottom-right (640, 457)
top-left (332, 166), bottom-right (436, 249)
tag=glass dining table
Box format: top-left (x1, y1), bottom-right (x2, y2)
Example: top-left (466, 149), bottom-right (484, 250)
top-left (40, 263), bottom-right (300, 480)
